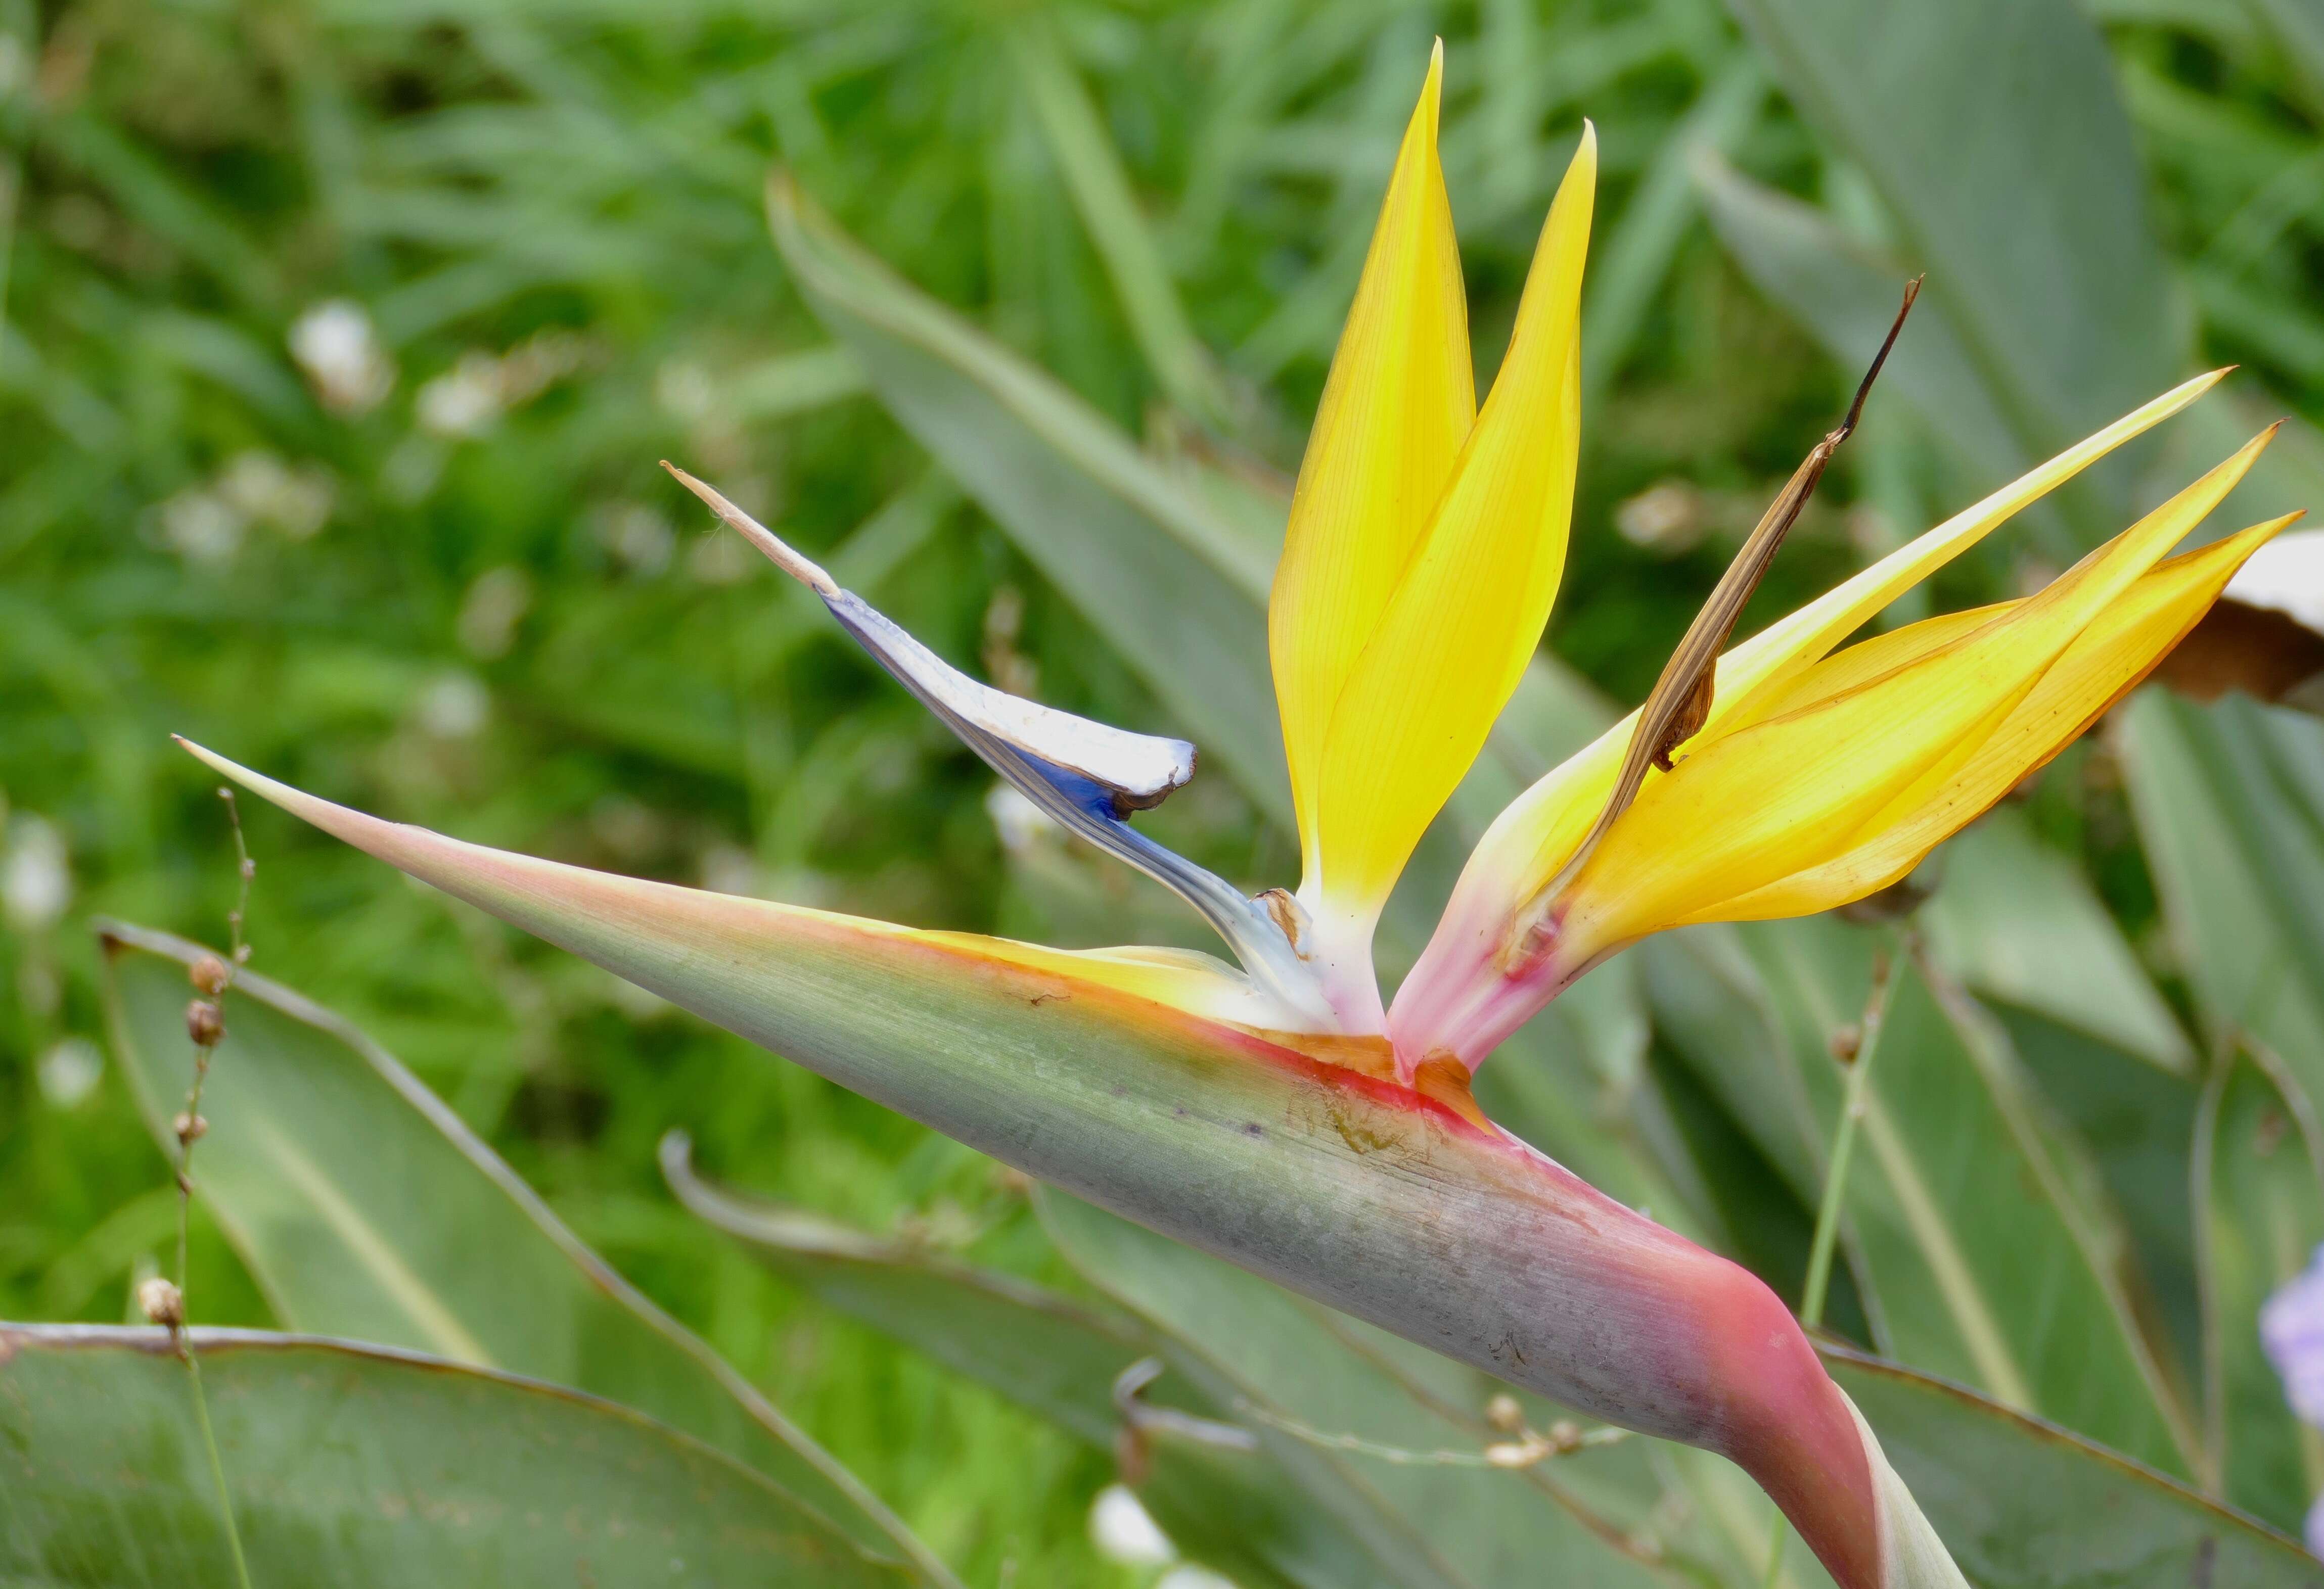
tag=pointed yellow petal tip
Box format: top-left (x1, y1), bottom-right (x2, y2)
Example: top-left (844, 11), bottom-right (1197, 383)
top-left (1269, 34), bottom-right (1474, 904)
top-left (1392, 396), bottom-right (2282, 1074)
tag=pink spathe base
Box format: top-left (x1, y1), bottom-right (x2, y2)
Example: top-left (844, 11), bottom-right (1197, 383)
top-left (1388, 894), bottom-right (1597, 1076)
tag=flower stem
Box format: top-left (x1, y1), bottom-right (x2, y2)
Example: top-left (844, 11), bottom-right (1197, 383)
top-left (1801, 943), bottom-right (1899, 1330)
top-left (183, 1347), bottom-right (255, 1589)
top-left (169, 787), bottom-right (256, 1589)
top-left (1765, 935), bottom-right (1903, 1589)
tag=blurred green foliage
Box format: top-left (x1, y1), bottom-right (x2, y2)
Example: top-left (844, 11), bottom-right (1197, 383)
top-left (6, 0), bottom-right (2324, 1576)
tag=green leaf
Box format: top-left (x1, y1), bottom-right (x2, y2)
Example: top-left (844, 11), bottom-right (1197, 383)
top-left (95, 919), bottom-right (957, 1585)
top-left (1036, 1189), bottom-right (1734, 1589)
top-left (1715, 0), bottom-right (2324, 546)
top-left (2121, 692), bottom-right (2324, 1095)
top-left (2195, 1051), bottom-right (2324, 1531)
top-left (1721, 0), bottom-right (2181, 476)
top-left (1693, 154), bottom-right (2029, 490)
top-left (1009, 18), bottom-right (1240, 431)
top-left (0, 1324), bottom-right (912, 1586)
top-left (662, 1141), bottom-right (1454, 1589)
top-left (660, 1131), bottom-right (1148, 1447)
top-left (2243, 0), bottom-right (2324, 120)
top-left (1823, 1345), bottom-right (2319, 1586)
top-left (1651, 917), bottom-right (2197, 1473)
top-left (1921, 810), bottom-right (2195, 1074)
top-left (1580, 54), bottom-right (1766, 406)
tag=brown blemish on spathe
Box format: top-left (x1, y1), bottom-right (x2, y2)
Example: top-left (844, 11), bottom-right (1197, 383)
top-left (1256, 888), bottom-right (1304, 953)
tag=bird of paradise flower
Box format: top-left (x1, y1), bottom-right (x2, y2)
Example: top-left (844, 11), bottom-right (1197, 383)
top-left (184, 44), bottom-right (2294, 1589)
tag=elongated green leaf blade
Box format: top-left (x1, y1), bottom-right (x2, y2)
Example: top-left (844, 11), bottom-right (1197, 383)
top-left (2196, 1053), bottom-right (2324, 1531)
top-left (1654, 916), bottom-right (2195, 1473)
top-left (1694, 155), bottom-right (2028, 486)
top-left (1722, 0), bottom-right (2179, 474)
top-left (664, 1145), bottom-right (1447, 1589)
top-left (96, 920), bottom-right (953, 1584)
top-left (1922, 810), bottom-right (2194, 1073)
top-left (1036, 1189), bottom-right (1714, 1589)
top-left (661, 1133), bottom-right (1148, 1447)
top-left (1824, 1346), bottom-right (2318, 1586)
top-left (1716, 0), bottom-right (2324, 545)
top-left (2121, 693), bottom-right (2324, 1095)
top-left (1009, 19), bottom-right (1239, 430)
top-left (0, 1324), bottom-right (912, 1586)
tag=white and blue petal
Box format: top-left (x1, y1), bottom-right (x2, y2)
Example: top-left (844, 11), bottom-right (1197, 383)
top-left (668, 465), bottom-right (1338, 1030)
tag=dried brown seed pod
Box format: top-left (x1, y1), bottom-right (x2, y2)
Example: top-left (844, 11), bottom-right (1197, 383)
top-left (137, 1276), bottom-right (184, 1329)
top-left (1829, 1024), bottom-right (1862, 1064)
top-left (186, 999), bottom-right (225, 1047)
top-left (173, 1111), bottom-right (208, 1144)
top-left (188, 954), bottom-right (231, 996)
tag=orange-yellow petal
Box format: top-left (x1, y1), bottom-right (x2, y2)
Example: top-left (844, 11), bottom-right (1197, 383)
top-left (1553, 431), bottom-right (2272, 952)
top-left (1449, 369), bottom-right (2232, 909)
top-left (1693, 516), bottom-right (2294, 922)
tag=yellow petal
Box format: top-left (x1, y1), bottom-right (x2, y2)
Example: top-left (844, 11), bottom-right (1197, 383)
top-left (1692, 516), bottom-right (2295, 922)
top-left (929, 935), bottom-right (1308, 1027)
top-left (1271, 41), bottom-right (1474, 873)
top-left (1306, 125), bottom-right (1597, 914)
top-left (1709, 369), bottom-right (2233, 730)
top-left (1449, 369), bottom-right (2232, 908)
top-left (1555, 433), bottom-right (2271, 952)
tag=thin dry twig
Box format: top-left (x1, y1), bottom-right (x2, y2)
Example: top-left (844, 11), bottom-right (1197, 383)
top-left (148, 786), bottom-right (257, 1589)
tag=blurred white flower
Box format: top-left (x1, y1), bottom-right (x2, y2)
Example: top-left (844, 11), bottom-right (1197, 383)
top-left (457, 566), bottom-right (533, 660)
top-left (496, 329), bottom-right (589, 405)
top-left (2226, 527), bottom-right (2324, 637)
top-left (1615, 480), bottom-right (1706, 554)
top-left (595, 502), bottom-right (676, 577)
top-left (3, 814), bottom-right (71, 932)
top-left (699, 844), bottom-right (763, 899)
top-left (217, 450), bottom-right (333, 540)
top-left (655, 358), bottom-right (716, 423)
top-left (37, 1037), bottom-right (103, 1108)
top-left (687, 530), bottom-right (756, 586)
top-left (418, 330), bottom-right (594, 441)
top-left (1157, 1568), bottom-right (1239, 1589)
top-left (418, 352), bottom-right (507, 439)
top-left (416, 671), bottom-right (491, 739)
top-left (290, 299), bottom-right (393, 415)
top-left (157, 488), bottom-right (247, 566)
top-left (0, 35), bottom-right (28, 103)
top-left (985, 783), bottom-right (1062, 855)
top-left (1088, 1484), bottom-right (1174, 1567)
